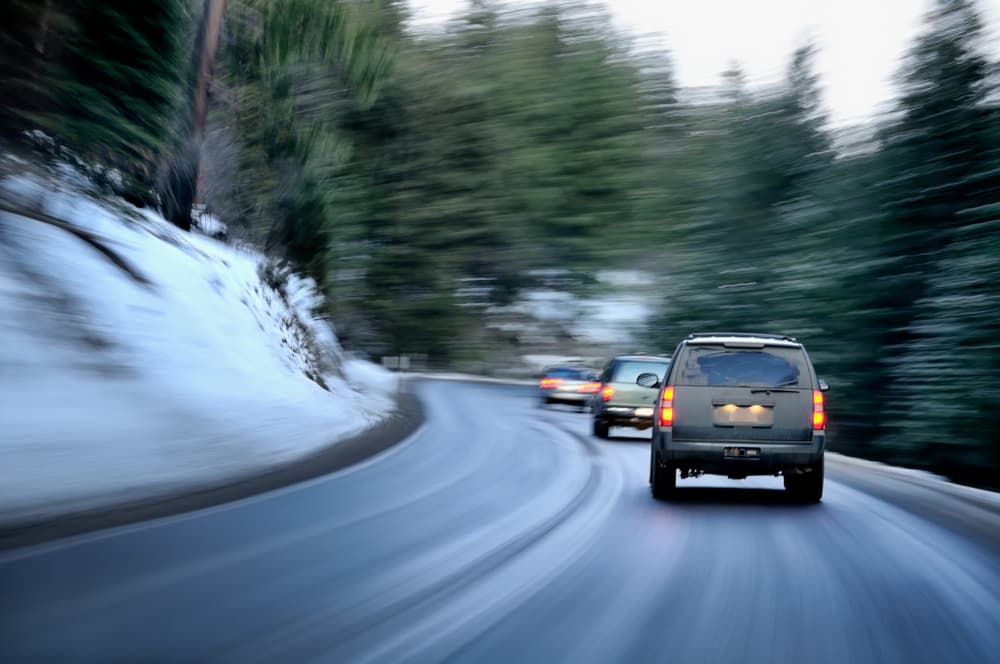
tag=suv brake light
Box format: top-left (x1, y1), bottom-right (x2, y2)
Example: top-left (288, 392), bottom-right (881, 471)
top-left (577, 382), bottom-right (601, 394)
top-left (601, 385), bottom-right (615, 401)
top-left (812, 390), bottom-right (825, 430)
top-left (539, 377), bottom-right (562, 389)
top-left (659, 386), bottom-right (674, 427)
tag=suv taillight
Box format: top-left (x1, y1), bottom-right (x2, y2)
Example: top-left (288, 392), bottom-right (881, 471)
top-left (812, 390), bottom-right (825, 430)
top-left (601, 385), bottom-right (615, 401)
top-left (659, 386), bottom-right (674, 427)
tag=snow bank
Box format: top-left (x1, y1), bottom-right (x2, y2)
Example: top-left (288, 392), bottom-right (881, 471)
top-left (342, 356), bottom-right (399, 395)
top-left (0, 170), bottom-right (397, 523)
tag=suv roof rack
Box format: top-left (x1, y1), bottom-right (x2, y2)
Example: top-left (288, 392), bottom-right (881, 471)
top-left (687, 332), bottom-right (799, 342)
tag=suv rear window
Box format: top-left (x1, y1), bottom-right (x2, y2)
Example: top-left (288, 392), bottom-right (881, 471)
top-left (674, 345), bottom-right (809, 388)
top-left (610, 360), bottom-right (670, 384)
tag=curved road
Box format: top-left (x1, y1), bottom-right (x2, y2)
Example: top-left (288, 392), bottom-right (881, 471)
top-left (2, 380), bottom-right (999, 663)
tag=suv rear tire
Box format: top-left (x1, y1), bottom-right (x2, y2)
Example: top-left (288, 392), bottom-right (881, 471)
top-left (784, 457), bottom-right (824, 503)
top-left (593, 419), bottom-right (610, 439)
top-left (650, 449), bottom-right (676, 500)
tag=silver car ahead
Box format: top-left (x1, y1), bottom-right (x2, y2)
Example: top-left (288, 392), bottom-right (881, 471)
top-left (538, 366), bottom-right (601, 410)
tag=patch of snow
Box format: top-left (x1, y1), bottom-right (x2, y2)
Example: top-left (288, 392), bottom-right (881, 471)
top-left (0, 170), bottom-right (395, 523)
top-left (596, 269), bottom-right (655, 287)
top-left (192, 204), bottom-right (228, 238)
top-left (575, 294), bottom-right (652, 344)
top-left (502, 286), bottom-right (655, 346)
top-left (516, 289), bottom-right (578, 322)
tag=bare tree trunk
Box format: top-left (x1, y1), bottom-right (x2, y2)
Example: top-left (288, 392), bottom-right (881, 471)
top-left (193, 0), bottom-right (227, 147)
top-left (162, 0), bottom-right (228, 231)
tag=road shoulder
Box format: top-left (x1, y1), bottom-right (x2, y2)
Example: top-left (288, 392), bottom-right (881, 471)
top-left (828, 452), bottom-right (1000, 554)
top-left (0, 389), bottom-right (424, 552)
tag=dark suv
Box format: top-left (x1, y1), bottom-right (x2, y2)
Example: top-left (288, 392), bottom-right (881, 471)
top-left (644, 333), bottom-right (828, 502)
top-left (592, 354), bottom-right (671, 438)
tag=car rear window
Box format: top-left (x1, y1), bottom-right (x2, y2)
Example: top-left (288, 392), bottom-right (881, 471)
top-left (610, 360), bottom-right (670, 384)
top-left (545, 368), bottom-right (590, 380)
top-left (674, 345), bottom-right (809, 388)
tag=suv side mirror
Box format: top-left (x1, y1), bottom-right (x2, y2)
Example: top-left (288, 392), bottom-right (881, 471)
top-left (636, 372), bottom-right (660, 389)
top-left (818, 378), bottom-right (830, 392)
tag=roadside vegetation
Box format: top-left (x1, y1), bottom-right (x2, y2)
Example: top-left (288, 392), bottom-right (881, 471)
top-left (0, 0), bottom-right (997, 486)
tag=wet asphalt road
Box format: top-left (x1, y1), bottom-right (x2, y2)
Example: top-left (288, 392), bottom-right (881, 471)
top-left (2, 380), bottom-right (998, 663)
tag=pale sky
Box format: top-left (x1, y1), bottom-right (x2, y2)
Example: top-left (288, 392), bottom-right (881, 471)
top-left (407, 0), bottom-right (1000, 127)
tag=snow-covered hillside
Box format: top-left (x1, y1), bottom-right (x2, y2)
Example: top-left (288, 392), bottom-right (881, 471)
top-left (0, 168), bottom-right (397, 524)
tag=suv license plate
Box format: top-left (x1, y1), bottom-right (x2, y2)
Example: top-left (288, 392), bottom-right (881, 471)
top-left (724, 447), bottom-right (761, 458)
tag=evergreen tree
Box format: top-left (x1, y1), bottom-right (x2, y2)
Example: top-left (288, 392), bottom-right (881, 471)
top-left (1, 0), bottom-right (191, 200)
top-left (877, 0), bottom-right (999, 475)
top-left (649, 46), bottom-right (835, 346)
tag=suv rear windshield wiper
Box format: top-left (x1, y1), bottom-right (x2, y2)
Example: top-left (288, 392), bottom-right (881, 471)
top-left (750, 387), bottom-right (799, 393)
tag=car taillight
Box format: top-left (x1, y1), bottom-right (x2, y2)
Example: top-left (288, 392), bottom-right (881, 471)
top-left (539, 377), bottom-right (562, 389)
top-left (577, 382), bottom-right (601, 394)
top-left (659, 386), bottom-right (674, 427)
top-left (812, 389), bottom-right (825, 430)
top-left (601, 385), bottom-right (615, 401)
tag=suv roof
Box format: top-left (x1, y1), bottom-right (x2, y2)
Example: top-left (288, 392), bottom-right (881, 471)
top-left (685, 332), bottom-right (802, 348)
top-left (612, 354), bottom-right (672, 362)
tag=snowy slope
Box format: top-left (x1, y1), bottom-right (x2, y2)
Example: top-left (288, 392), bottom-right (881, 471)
top-left (0, 169), bottom-right (397, 523)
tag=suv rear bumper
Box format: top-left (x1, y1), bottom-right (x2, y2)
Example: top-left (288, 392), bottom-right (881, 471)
top-left (655, 430), bottom-right (825, 475)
